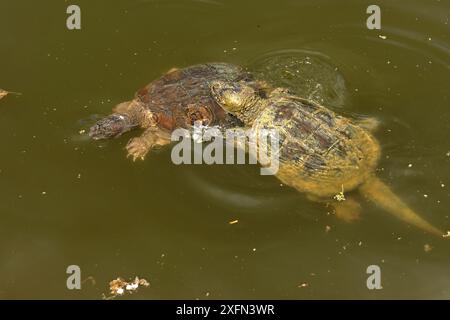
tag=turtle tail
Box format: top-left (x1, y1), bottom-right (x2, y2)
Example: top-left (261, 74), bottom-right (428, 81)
top-left (359, 176), bottom-right (444, 237)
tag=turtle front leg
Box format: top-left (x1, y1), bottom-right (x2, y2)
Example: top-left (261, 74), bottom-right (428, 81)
top-left (126, 127), bottom-right (171, 161)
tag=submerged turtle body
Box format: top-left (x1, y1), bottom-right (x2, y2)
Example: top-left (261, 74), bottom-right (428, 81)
top-left (251, 92), bottom-right (381, 198)
top-left (89, 63), bottom-right (264, 160)
top-left (210, 81), bottom-right (444, 237)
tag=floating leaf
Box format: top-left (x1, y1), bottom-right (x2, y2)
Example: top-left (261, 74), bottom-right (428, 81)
top-left (0, 89), bottom-right (21, 100)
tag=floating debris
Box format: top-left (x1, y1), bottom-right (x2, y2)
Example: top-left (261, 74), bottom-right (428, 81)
top-left (229, 219), bottom-right (239, 225)
top-left (378, 35), bottom-right (387, 40)
top-left (333, 185), bottom-right (346, 202)
top-left (79, 129), bottom-right (86, 135)
top-left (446, 151), bottom-right (450, 157)
top-left (0, 89), bottom-right (21, 100)
top-left (424, 244), bottom-right (433, 252)
top-left (297, 283), bottom-right (309, 288)
top-left (325, 225), bottom-right (331, 233)
top-left (443, 231), bottom-right (450, 238)
top-left (106, 276), bottom-right (150, 299)
top-left (81, 276), bottom-right (96, 286)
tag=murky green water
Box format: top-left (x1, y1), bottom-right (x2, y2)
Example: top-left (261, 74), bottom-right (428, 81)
top-left (1, 0), bottom-right (449, 299)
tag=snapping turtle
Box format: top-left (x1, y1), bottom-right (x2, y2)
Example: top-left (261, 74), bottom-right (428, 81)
top-left (89, 63), bottom-right (267, 160)
top-left (210, 80), bottom-right (445, 237)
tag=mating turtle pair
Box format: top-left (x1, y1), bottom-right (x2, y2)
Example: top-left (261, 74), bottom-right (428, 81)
top-left (90, 63), bottom-right (445, 237)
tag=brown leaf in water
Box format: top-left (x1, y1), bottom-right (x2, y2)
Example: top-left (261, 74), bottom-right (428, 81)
top-left (105, 276), bottom-right (150, 299)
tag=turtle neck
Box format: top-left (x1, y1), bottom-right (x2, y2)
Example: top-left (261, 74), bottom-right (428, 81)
top-left (235, 95), bottom-right (268, 126)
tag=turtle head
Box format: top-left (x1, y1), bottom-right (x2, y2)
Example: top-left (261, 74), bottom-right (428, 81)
top-left (89, 113), bottom-right (136, 140)
top-left (210, 81), bottom-right (259, 116)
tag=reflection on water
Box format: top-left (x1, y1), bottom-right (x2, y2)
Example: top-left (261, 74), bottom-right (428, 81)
top-left (0, 0), bottom-right (449, 299)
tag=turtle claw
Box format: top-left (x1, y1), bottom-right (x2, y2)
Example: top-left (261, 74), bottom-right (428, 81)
top-left (126, 138), bottom-right (150, 161)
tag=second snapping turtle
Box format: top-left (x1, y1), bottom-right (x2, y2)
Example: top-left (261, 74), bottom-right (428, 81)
top-left (210, 80), bottom-right (445, 237)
